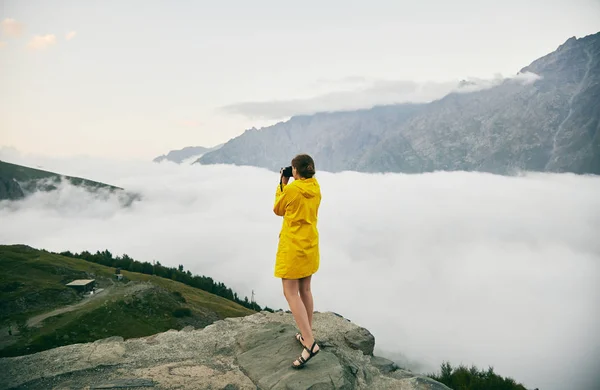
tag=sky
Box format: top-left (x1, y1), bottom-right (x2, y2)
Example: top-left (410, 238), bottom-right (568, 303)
top-left (1, 149), bottom-right (599, 390)
top-left (1, 0), bottom-right (600, 160)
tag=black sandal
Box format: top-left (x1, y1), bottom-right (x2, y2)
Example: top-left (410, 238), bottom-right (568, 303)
top-left (295, 333), bottom-right (304, 344)
top-left (292, 341), bottom-right (320, 369)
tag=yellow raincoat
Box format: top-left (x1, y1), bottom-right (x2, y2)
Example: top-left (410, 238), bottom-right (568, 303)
top-left (273, 177), bottom-right (321, 279)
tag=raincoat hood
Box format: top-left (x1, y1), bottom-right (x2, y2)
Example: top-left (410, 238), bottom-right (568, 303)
top-left (292, 177), bottom-right (320, 198)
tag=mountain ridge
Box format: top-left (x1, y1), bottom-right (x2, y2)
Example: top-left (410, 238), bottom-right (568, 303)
top-left (194, 32), bottom-right (600, 175)
top-left (153, 144), bottom-right (224, 164)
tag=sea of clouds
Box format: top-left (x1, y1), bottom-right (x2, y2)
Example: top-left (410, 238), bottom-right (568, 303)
top-left (1, 149), bottom-right (599, 390)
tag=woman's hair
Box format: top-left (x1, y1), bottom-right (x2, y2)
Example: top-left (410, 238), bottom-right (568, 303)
top-left (291, 154), bottom-right (316, 178)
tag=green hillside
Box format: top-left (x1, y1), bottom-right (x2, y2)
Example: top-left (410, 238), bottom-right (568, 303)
top-left (0, 160), bottom-right (132, 201)
top-left (0, 245), bottom-right (256, 358)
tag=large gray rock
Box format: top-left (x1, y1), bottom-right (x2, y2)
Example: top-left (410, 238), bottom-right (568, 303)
top-left (370, 356), bottom-right (399, 374)
top-left (344, 326), bottom-right (375, 356)
top-left (0, 311), bottom-right (451, 390)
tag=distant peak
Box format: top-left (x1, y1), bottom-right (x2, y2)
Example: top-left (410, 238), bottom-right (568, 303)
top-left (558, 36), bottom-right (578, 50)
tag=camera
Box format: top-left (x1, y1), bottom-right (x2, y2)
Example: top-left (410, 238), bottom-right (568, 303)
top-left (281, 166), bottom-right (293, 178)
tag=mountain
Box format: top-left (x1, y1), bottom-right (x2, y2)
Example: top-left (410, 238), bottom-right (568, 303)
top-left (153, 144), bottom-right (224, 164)
top-left (197, 104), bottom-right (425, 172)
top-left (0, 160), bottom-right (138, 204)
top-left (0, 245), bottom-right (257, 358)
top-left (196, 32), bottom-right (600, 175)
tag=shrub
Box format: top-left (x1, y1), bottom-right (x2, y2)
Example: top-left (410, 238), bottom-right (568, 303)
top-left (172, 307), bottom-right (192, 318)
top-left (172, 291), bottom-right (186, 303)
top-left (426, 361), bottom-right (529, 390)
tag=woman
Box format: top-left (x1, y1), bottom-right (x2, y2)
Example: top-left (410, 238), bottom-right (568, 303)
top-left (273, 153), bottom-right (322, 369)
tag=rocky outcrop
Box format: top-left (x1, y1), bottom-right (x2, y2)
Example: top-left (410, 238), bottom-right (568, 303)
top-left (196, 31), bottom-right (600, 175)
top-left (0, 311), bottom-right (450, 390)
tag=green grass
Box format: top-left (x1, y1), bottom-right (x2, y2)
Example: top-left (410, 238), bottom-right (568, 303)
top-left (2, 287), bottom-right (191, 357)
top-left (0, 245), bottom-right (256, 357)
top-left (0, 160), bottom-right (122, 191)
top-left (117, 269), bottom-right (257, 318)
top-left (0, 245), bottom-right (113, 325)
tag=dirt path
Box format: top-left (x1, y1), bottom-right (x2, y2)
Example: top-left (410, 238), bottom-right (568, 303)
top-left (25, 282), bottom-right (153, 328)
top-left (26, 287), bottom-right (111, 328)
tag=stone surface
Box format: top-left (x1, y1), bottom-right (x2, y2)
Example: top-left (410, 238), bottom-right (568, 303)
top-left (90, 378), bottom-right (156, 389)
top-left (370, 356), bottom-right (399, 374)
top-left (0, 311), bottom-right (451, 390)
top-left (344, 327), bottom-right (375, 356)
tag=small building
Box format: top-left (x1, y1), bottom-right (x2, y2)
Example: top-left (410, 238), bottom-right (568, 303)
top-left (65, 279), bottom-right (96, 293)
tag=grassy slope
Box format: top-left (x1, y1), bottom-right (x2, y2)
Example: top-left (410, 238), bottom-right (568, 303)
top-left (0, 160), bottom-right (122, 191)
top-left (0, 245), bottom-right (255, 357)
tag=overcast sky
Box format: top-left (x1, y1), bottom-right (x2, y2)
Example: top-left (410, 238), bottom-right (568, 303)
top-left (1, 0), bottom-right (599, 160)
top-left (1, 149), bottom-right (599, 390)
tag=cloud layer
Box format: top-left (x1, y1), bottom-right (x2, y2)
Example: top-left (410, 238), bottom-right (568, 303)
top-left (220, 79), bottom-right (458, 120)
top-left (220, 72), bottom-right (543, 120)
top-left (1, 152), bottom-right (599, 390)
top-left (454, 71), bottom-right (542, 93)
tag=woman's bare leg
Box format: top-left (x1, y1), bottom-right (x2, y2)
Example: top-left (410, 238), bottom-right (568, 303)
top-left (282, 278), bottom-right (320, 365)
top-left (299, 275), bottom-right (314, 330)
